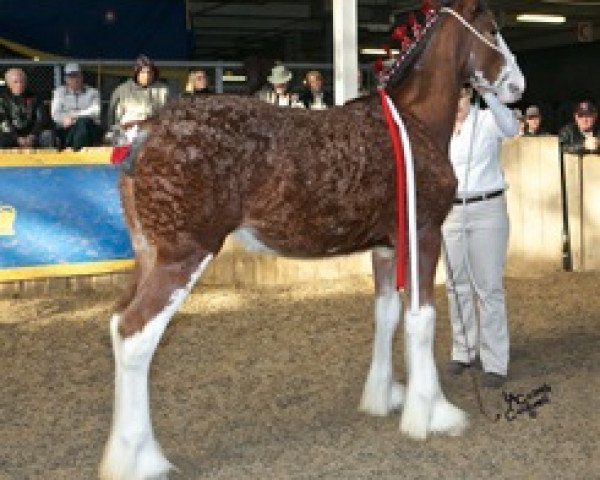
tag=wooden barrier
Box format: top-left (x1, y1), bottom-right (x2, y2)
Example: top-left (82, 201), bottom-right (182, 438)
top-left (501, 136), bottom-right (563, 276)
top-left (563, 152), bottom-right (600, 271)
top-left (2, 139), bottom-right (596, 297)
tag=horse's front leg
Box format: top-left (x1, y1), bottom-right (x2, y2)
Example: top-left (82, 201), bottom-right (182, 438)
top-left (359, 247), bottom-right (404, 415)
top-left (400, 224), bottom-right (468, 440)
top-left (100, 242), bottom-right (214, 480)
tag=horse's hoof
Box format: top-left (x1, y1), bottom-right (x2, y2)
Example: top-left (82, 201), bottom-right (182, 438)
top-left (399, 401), bottom-right (429, 441)
top-left (359, 381), bottom-right (405, 416)
top-left (429, 398), bottom-right (469, 437)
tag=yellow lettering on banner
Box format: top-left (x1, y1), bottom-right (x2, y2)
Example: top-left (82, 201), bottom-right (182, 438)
top-left (0, 206), bottom-right (16, 236)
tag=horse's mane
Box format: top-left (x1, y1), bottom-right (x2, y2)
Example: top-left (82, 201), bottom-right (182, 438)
top-left (384, 13), bottom-right (442, 92)
top-left (382, 0), bottom-right (491, 92)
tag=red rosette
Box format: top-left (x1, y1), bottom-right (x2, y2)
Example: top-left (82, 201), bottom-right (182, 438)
top-left (392, 25), bottom-right (408, 42)
top-left (420, 0), bottom-right (435, 16)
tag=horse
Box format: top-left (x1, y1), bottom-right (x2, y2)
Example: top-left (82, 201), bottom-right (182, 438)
top-left (100, 1), bottom-right (524, 478)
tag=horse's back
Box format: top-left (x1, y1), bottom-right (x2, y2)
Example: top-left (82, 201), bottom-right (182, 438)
top-left (132, 94), bottom-right (397, 255)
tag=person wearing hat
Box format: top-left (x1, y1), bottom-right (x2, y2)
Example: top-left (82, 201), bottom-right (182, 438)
top-left (51, 63), bottom-right (102, 151)
top-left (257, 64), bottom-right (304, 108)
top-left (524, 105), bottom-right (546, 136)
top-left (559, 100), bottom-right (599, 154)
top-left (0, 68), bottom-right (55, 149)
top-left (107, 54), bottom-right (171, 143)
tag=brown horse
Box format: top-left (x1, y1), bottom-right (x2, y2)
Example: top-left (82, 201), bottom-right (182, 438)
top-left (100, 1), bottom-right (524, 478)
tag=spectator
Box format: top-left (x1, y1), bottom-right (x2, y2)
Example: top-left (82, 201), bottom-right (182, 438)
top-left (299, 70), bottom-right (332, 110)
top-left (512, 108), bottom-right (525, 136)
top-left (183, 69), bottom-right (213, 97)
top-left (51, 63), bottom-right (102, 151)
top-left (0, 68), bottom-right (54, 148)
top-left (257, 64), bottom-right (304, 108)
top-left (107, 54), bottom-right (171, 143)
top-left (443, 85), bottom-right (519, 389)
top-left (524, 105), bottom-right (546, 136)
top-left (559, 100), bottom-right (599, 154)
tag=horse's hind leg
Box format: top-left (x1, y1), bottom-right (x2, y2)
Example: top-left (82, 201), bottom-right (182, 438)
top-left (359, 247), bottom-right (404, 415)
top-left (400, 224), bottom-right (468, 440)
top-left (100, 239), bottom-right (214, 480)
top-left (114, 175), bottom-right (155, 312)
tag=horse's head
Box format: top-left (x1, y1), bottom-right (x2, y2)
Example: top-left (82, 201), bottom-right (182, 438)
top-left (441, 0), bottom-right (525, 104)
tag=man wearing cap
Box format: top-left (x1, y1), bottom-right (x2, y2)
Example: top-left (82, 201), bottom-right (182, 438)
top-left (257, 64), bottom-right (304, 108)
top-left (51, 63), bottom-right (102, 151)
top-left (559, 100), bottom-right (600, 154)
top-left (524, 105), bottom-right (546, 136)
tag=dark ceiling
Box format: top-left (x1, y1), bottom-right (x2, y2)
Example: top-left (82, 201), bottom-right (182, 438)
top-left (188, 0), bottom-right (600, 61)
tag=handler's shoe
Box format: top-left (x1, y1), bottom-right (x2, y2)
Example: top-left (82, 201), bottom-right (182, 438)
top-left (481, 372), bottom-right (506, 389)
top-left (447, 360), bottom-right (472, 375)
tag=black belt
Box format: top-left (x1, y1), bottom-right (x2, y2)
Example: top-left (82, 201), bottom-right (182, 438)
top-left (453, 189), bottom-right (504, 205)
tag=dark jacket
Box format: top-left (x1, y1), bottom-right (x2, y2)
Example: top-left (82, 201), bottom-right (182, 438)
top-left (559, 122), bottom-right (600, 154)
top-left (298, 88), bottom-right (333, 110)
top-left (0, 89), bottom-right (49, 136)
top-left (182, 87), bottom-right (214, 97)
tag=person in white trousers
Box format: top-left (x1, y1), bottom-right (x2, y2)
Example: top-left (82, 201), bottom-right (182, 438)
top-left (443, 85), bottom-right (519, 388)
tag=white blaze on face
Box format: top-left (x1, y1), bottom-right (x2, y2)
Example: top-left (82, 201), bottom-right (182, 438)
top-left (471, 33), bottom-right (525, 105)
top-left (493, 34), bottom-right (525, 104)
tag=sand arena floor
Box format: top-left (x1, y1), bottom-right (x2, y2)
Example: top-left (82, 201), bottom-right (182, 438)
top-left (0, 272), bottom-right (598, 479)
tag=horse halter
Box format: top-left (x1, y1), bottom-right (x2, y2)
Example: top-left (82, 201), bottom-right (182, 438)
top-left (440, 7), bottom-right (503, 54)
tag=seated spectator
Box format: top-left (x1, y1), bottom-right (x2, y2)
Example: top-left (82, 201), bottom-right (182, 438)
top-left (559, 100), bottom-right (599, 154)
top-left (257, 64), bottom-right (304, 108)
top-left (107, 54), bottom-right (171, 143)
top-left (299, 70), bottom-right (333, 110)
top-left (512, 108), bottom-right (525, 136)
top-left (51, 63), bottom-right (102, 151)
top-left (524, 105), bottom-right (547, 136)
top-left (0, 68), bottom-right (54, 148)
top-left (183, 70), bottom-right (213, 96)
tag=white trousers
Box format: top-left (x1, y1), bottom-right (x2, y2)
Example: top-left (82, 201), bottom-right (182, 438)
top-left (442, 194), bottom-right (510, 376)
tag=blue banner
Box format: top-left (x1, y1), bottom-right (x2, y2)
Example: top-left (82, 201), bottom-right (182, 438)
top-left (0, 165), bottom-right (133, 279)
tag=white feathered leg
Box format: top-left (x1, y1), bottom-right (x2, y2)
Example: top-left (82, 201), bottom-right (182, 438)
top-left (400, 305), bottom-right (468, 440)
top-left (100, 255), bottom-right (213, 480)
top-left (359, 248), bottom-right (405, 415)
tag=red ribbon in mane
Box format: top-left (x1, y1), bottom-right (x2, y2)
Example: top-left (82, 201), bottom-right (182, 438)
top-left (378, 90), bottom-right (407, 290)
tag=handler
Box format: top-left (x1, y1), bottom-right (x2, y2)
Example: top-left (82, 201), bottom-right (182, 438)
top-left (443, 84), bottom-right (519, 389)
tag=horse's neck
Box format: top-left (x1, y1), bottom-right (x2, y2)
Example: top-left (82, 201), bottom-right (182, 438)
top-left (390, 22), bottom-right (465, 154)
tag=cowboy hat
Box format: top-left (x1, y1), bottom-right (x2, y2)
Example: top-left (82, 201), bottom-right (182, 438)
top-left (267, 65), bottom-right (292, 85)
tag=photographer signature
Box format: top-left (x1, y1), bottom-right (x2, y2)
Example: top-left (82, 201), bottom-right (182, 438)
top-left (497, 383), bottom-right (551, 421)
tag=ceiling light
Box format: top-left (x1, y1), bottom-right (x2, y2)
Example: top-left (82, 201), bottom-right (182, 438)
top-left (360, 48), bottom-right (400, 56)
top-left (516, 13), bottom-right (566, 24)
top-left (223, 74), bottom-right (247, 82)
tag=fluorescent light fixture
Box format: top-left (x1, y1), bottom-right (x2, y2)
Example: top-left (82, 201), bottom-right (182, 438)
top-left (516, 13), bottom-right (566, 24)
top-left (223, 74), bottom-right (247, 82)
top-left (360, 48), bottom-right (400, 56)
